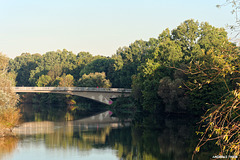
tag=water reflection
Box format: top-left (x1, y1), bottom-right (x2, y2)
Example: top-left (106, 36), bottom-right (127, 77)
top-left (20, 103), bottom-right (107, 122)
top-left (0, 136), bottom-right (18, 160)
top-left (1, 104), bottom-right (219, 160)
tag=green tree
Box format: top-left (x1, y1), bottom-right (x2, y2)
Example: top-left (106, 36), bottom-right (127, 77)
top-left (76, 52), bottom-right (93, 68)
top-left (47, 63), bottom-right (63, 80)
top-left (78, 72), bottom-right (112, 88)
top-left (112, 39), bottom-right (154, 88)
top-left (58, 74), bottom-right (74, 87)
top-left (9, 53), bottom-right (41, 86)
top-left (29, 49), bottom-right (77, 85)
top-left (73, 52), bottom-right (94, 80)
top-left (132, 19), bottom-right (231, 113)
top-left (36, 75), bottom-right (52, 87)
top-left (80, 57), bottom-right (110, 76)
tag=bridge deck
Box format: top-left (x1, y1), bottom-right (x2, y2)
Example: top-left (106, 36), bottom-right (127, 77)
top-left (11, 87), bottom-right (131, 105)
top-left (13, 87), bottom-right (132, 93)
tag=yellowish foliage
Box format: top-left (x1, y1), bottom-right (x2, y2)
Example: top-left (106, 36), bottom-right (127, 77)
top-left (0, 53), bottom-right (21, 136)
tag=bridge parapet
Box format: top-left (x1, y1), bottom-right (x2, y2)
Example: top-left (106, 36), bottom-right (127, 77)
top-left (13, 87), bottom-right (131, 93)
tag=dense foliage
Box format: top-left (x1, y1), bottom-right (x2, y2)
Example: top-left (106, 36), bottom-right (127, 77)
top-left (185, 39), bottom-right (240, 157)
top-left (7, 19), bottom-right (240, 156)
top-left (78, 72), bottom-right (111, 88)
top-left (131, 19), bottom-right (233, 114)
top-left (8, 19), bottom-right (235, 115)
top-left (0, 53), bottom-right (21, 136)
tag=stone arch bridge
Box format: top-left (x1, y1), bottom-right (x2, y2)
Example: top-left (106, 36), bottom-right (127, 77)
top-left (12, 87), bottom-right (132, 105)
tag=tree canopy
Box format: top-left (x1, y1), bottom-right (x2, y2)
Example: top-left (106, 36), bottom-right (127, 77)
top-left (8, 19), bottom-right (234, 114)
top-left (78, 72), bottom-right (111, 88)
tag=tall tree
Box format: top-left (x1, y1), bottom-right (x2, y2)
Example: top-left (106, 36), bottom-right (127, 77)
top-left (29, 49), bottom-right (77, 86)
top-left (132, 19), bottom-right (231, 113)
top-left (0, 53), bottom-right (20, 135)
top-left (9, 53), bottom-right (41, 86)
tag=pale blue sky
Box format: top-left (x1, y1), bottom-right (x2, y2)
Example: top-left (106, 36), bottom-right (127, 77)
top-left (0, 0), bottom-right (236, 58)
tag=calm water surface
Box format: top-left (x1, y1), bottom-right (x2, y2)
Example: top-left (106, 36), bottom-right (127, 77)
top-left (0, 104), bottom-right (218, 160)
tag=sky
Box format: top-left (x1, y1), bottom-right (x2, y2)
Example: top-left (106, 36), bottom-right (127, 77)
top-left (0, 0), bottom-right (236, 58)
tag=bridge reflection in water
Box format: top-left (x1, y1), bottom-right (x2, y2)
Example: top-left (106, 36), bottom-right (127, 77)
top-left (12, 87), bottom-right (132, 105)
top-left (13, 111), bottom-right (131, 135)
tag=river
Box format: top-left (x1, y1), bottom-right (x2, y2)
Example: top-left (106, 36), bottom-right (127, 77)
top-left (0, 104), bottom-right (219, 160)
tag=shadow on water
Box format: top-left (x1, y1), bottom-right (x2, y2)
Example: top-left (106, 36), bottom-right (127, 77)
top-left (129, 113), bottom-right (220, 160)
top-left (0, 104), bottom-right (221, 160)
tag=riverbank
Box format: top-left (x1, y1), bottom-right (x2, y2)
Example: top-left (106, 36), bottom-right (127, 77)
top-left (0, 129), bottom-right (15, 137)
top-left (0, 107), bottom-right (21, 137)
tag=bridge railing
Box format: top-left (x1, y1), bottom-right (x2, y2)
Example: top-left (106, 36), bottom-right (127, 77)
top-left (12, 87), bottom-right (132, 93)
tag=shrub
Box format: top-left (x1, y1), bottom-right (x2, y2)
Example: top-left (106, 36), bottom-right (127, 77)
top-left (0, 53), bottom-right (21, 137)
